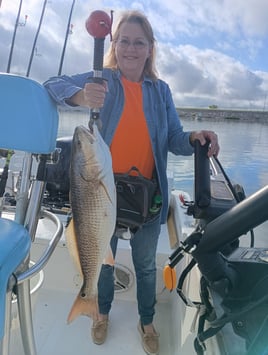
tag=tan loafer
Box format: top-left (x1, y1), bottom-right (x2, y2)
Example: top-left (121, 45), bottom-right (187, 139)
top-left (138, 322), bottom-right (160, 355)
top-left (91, 319), bottom-right (109, 345)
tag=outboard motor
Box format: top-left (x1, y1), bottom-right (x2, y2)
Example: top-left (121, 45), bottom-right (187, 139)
top-left (168, 141), bottom-right (268, 355)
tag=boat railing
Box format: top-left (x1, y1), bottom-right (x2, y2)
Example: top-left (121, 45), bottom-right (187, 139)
top-left (16, 209), bottom-right (63, 284)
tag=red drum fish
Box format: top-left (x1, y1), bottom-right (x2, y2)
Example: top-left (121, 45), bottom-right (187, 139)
top-left (66, 124), bottom-right (116, 322)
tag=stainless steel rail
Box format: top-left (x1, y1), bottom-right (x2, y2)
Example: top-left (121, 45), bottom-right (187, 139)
top-left (16, 210), bottom-right (64, 284)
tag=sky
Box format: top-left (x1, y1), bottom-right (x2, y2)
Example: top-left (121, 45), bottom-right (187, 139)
top-left (1, 0), bottom-right (268, 109)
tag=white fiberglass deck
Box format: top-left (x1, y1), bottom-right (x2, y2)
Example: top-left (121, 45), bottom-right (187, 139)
top-left (9, 215), bottom-right (199, 355)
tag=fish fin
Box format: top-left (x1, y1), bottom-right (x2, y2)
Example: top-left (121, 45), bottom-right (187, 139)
top-left (67, 294), bottom-right (99, 323)
top-left (100, 179), bottom-right (116, 206)
top-left (65, 218), bottom-right (83, 275)
top-left (103, 244), bottom-right (114, 266)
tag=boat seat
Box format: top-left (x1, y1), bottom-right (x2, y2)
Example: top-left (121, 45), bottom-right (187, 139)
top-left (0, 74), bottom-right (58, 154)
top-left (0, 73), bottom-right (59, 355)
top-left (0, 219), bottom-right (31, 339)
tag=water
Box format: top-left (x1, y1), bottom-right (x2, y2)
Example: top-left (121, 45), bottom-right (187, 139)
top-left (58, 110), bottom-right (268, 195)
top-left (58, 110), bottom-right (268, 246)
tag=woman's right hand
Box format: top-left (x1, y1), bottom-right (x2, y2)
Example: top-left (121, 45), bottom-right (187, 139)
top-left (69, 82), bottom-right (107, 108)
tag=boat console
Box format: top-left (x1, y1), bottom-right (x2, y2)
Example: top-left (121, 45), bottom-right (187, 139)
top-left (190, 140), bottom-right (239, 222)
top-left (169, 140), bottom-right (268, 355)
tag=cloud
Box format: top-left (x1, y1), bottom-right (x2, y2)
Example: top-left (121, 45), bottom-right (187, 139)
top-left (151, 0), bottom-right (268, 38)
top-left (156, 43), bottom-right (268, 108)
top-left (0, 0), bottom-right (267, 109)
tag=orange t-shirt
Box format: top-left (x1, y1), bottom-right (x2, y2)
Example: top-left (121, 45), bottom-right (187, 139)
top-left (110, 76), bottom-right (155, 179)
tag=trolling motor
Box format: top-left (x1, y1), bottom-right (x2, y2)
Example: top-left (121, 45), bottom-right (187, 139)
top-left (85, 10), bottom-right (113, 130)
top-left (165, 141), bottom-right (268, 354)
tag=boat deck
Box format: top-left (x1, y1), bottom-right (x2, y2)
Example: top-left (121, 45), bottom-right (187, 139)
top-left (12, 288), bottom-right (178, 355)
top-left (6, 189), bottom-right (251, 355)
top-left (9, 217), bottom-right (199, 355)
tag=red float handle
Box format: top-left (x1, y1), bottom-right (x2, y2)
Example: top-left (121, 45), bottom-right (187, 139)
top-left (85, 10), bottom-right (112, 39)
top-left (85, 10), bottom-right (113, 128)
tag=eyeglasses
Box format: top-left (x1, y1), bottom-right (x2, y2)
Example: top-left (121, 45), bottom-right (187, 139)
top-left (115, 38), bottom-right (149, 50)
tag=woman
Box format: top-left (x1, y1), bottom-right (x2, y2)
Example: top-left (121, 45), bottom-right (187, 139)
top-left (44, 10), bottom-right (219, 355)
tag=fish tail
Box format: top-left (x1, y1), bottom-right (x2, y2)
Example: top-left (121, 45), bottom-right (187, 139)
top-left (67, 294), bottom-right (99, 323)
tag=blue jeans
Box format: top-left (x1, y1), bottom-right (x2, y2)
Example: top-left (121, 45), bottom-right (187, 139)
top-left (97, 216), bottom-right (161, 326)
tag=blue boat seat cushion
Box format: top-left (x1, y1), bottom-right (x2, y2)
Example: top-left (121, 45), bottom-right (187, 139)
top-left (0, 218), bottom-right (31, 339)
top-left (0, 73), bottom-right (59, 154)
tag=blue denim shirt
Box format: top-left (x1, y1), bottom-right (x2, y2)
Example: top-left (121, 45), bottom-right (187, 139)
top-left (43, 69), bottom-right (194, 223)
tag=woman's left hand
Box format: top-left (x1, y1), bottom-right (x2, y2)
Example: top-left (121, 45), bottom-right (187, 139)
top-left (190, 130), bottom-right (220, 157)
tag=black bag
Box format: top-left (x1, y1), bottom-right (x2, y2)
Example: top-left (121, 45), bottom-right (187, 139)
top-left (114, 166), bottom-right (161, 230)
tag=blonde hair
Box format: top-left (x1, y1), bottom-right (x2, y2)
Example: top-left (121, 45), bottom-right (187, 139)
top-left (104, 10), bottom-right (158, 81)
